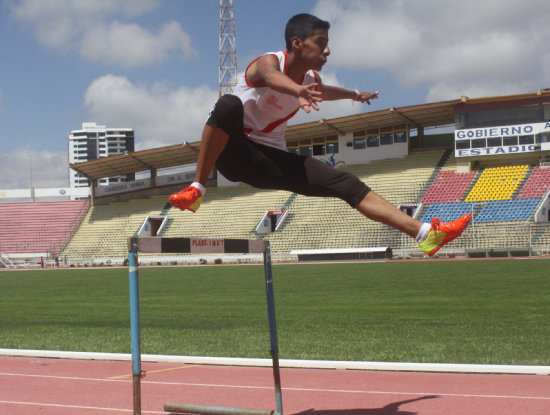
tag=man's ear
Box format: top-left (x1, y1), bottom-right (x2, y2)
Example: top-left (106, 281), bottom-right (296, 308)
top-left (291, 36), bottom-right (303, 51)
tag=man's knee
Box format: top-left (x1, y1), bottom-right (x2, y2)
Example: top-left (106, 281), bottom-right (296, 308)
top-left (207, 95), bottom-right (243, 133)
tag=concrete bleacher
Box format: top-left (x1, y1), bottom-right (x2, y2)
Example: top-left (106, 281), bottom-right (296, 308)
top-left (56, 151), bottom-right (550, 261)
top-left (162, 184), bottom-right (291, 240)
top-left (0, 200), bottom-right (89, 257)
top-left (61, 195), bottom-right (169, 260)
top-left (266, 150), bottom-right (446, 254)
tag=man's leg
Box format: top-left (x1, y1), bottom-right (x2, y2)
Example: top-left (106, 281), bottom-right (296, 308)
top-left (194, 125), bottom-right (230, 185)
top-left (355, 191), bottom-right (471, 256)
top-left (355, 191), bottom-right (421, 238)
top-left (169, 95), bottom-right (243, 211)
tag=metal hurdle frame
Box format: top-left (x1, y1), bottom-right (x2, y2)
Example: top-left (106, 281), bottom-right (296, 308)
top-left (128, 236), bottom-right (283, 415)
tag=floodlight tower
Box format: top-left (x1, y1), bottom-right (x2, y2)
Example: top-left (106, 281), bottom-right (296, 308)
top-left (219, 0), bottom-right (237, 96)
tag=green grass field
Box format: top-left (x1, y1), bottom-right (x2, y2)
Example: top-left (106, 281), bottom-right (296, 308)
top-left (1, 258), bottom-right (549, 365)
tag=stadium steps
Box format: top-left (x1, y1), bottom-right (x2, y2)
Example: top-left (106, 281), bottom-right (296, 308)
top-left (461, 169), bottom-right (484, 202)
top-left (512, 165), bottom-right (535, 199)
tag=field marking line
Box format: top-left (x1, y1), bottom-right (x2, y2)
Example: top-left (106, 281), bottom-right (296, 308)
top-left (0, 400), bottom-right (164, 414)
top-left (2, 372), bottom-right (549, 401)
top-left (108, 364), bottom-right (195, 379)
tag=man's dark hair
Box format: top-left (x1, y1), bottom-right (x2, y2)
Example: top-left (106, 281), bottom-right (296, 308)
top-left (285, 13), bottom-right (330, 51)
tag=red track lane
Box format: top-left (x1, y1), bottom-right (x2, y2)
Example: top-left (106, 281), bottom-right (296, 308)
top-left (1, 356), bottom-right (549, 414)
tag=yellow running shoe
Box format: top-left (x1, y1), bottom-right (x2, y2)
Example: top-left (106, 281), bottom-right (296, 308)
top-left (168, 186), bottom-right (202, 212)
top-left (418, 214), bottom-right (472, 257)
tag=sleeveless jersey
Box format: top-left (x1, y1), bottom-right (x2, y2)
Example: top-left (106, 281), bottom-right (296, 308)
top-left (232, 50), bottom-right (319, 150)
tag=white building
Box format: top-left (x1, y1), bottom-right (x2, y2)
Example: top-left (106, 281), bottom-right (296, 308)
top-left (68, 122), bottom-right (135, 188)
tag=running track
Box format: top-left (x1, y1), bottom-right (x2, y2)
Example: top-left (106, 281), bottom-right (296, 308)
top-left (1, 356), bottom-right (549, 414)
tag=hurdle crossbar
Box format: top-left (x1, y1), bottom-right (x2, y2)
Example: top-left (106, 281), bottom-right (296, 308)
top-left (128, 237), bottom-right (282, 415)
top-left (164, 403), bottom-right (274, 415)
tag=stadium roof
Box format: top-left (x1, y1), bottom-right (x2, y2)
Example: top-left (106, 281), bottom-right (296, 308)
top-left (70, 90), bottom-right (550, 181)
top-left (70, 142), bottom-right (201, 182)
top-left (284, 98), bottom-right (460, 142)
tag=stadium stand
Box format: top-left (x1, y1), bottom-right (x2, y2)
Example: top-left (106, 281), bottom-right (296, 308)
top-left (266, 150), bottom-right (446, 254)
top-left (162, 185), bottom-right (291, 240)
top-left (465, 165), bottom-right (529, 202)
top-left (517, 165), bottom-right (550, 199)
top-left (474, 198), bottom-right (541, 223)
top-left (62, 195), bottom-right (170, 260)
top-left (0, 200), bottom-right (88, 257)
top-left (421, 170), bottom-right (478, 203)
top-left (420, 201), bottom-right (478, 223)
top-left (53, 154), bottom-right (550, 262)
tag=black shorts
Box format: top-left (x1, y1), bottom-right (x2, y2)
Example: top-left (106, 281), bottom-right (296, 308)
top-left (206, 94), bottom-right (370, 208)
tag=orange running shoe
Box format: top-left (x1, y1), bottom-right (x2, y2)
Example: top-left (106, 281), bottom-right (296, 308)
top-left (168, 186), bottom-right (202, 212)
top-left (418, 214), bottom-right (472, 257)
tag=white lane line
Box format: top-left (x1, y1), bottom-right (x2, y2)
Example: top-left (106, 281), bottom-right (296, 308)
top-left (2, 372), bottom-right (549, 401)
top-left (0, 400), bottom-right (164, 414)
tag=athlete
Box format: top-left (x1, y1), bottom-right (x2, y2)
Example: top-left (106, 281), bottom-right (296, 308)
top-left (169, 13), bottom-right (470, 257)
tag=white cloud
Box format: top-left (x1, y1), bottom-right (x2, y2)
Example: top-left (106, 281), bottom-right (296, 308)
top-left (314, 0), bottom-right (550, 101)
top-left (0, 147), bottom-right (68, 189)
top-left (83, 75), bottom-right (218, 149)
top-left (80, 20), bottom-right (197, 67)
top-left (9, 0), bottom-right (196, 67)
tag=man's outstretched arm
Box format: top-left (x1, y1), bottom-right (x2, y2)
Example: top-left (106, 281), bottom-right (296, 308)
top-left (320, 84), bottom-right (379, 104)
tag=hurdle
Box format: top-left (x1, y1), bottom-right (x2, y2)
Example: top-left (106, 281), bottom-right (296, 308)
top-left (128, 236), bottom-right (283, 415)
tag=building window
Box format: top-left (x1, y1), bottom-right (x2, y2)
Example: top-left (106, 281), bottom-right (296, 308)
top-left (313, 144), bottom-right (325, 156)
top-left (367, 135), bottom-right (380, 147)
top-left (394, 131), bottom-right (407, 143)
top-left (471, 138), bottom-right (486, 148)
top-left (519, 134), bottom-right (534, 145)
top-left (456, 140), bottom-right (470, 150)
top-left (487, 137), bottom-right (502, 147)
top-left (380, 133), bottom-right (393, 145)
top-left (353, 137), bottom-right (366, 149)
top-left (503, 136), bottom-right (518, 146)
top-left (326, 141), bottom-right (339, 154)
top-left (299, 146), bottom-right (312, 156)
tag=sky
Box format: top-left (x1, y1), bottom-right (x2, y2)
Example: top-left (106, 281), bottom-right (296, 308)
top-left (1, 0), bottom-right (550, 189)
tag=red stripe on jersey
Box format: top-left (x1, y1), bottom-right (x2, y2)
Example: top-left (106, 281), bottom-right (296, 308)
top-left (260, 107), bottom-right (299, 133)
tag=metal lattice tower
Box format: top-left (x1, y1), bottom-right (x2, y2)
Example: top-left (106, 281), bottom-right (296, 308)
top-left (219, 0), bottom-right (237, 96)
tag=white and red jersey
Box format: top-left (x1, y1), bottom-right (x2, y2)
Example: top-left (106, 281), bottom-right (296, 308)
top-left (232, 50), bottom-right (320, 150)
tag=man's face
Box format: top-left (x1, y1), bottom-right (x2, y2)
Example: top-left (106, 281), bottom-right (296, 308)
top-left (300, 28), bottom-right (330, 71)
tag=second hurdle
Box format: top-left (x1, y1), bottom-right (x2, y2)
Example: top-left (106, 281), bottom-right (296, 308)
top-left (128, 236), bottom-right (283, 415)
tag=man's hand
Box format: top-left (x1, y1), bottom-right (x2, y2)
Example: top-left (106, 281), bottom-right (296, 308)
top-left (355, 90), bottom-right (379, 105)
top-left (298, 83), bottom-right (323, 113)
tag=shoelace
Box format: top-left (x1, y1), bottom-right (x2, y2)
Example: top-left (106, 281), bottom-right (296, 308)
top-left (430, 217), bottom-right (441, 230)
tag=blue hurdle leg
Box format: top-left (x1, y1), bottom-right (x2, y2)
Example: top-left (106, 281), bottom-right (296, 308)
top-left (129, 238), bottom-right (144, 415)
top-left (263, 242), bottom-right (283, 415)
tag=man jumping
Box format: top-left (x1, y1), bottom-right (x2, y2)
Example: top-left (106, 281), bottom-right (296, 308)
top-left (168, 13), bottom-right (470, 257)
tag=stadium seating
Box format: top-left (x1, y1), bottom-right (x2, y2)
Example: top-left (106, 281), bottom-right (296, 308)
top-left (54, 154), bottom-right (550, 261)
top-left (518, 166), bottom-right (550, 199)
top-left (267, 150), bottom-right (446, 254)
top-left (62, 195), bottom-right (175, 260)
top-left (0, 200), bottom-right (88, 255)
top-left (465, 165), bottom-right (529, 202)
top-left (474, 198), bottom-right (541, 222)
top-left (162, 185), bottom-right (291, 240)
top-left (420, 202), bottom-right (477, 223)
top-left (421, 170), bottom-right (478, 203)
